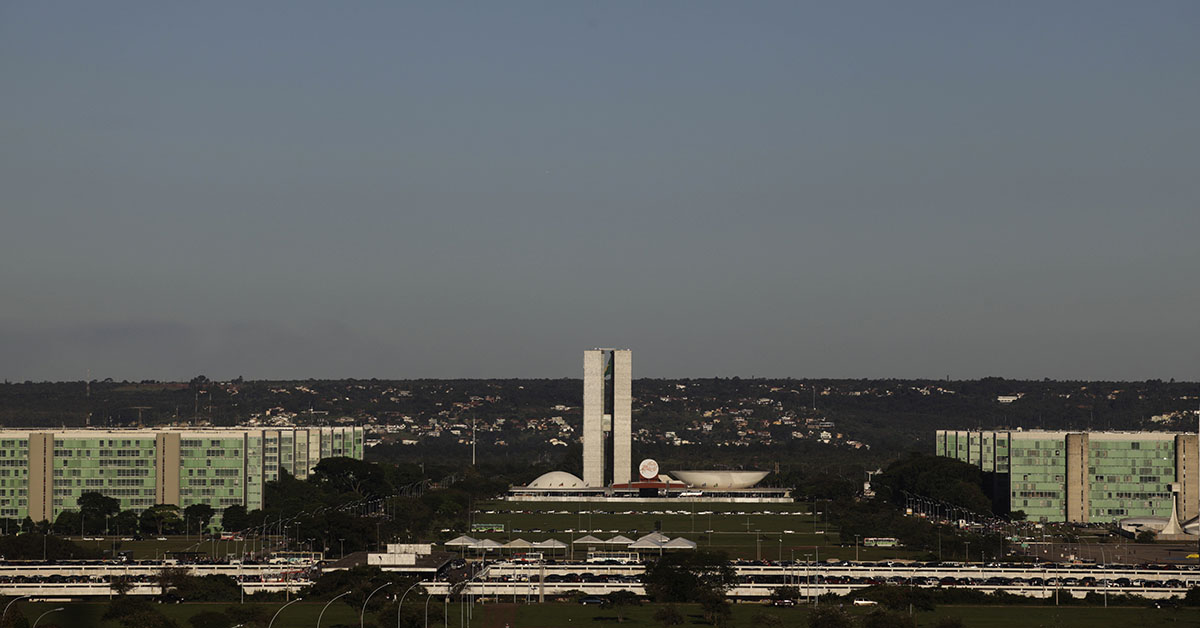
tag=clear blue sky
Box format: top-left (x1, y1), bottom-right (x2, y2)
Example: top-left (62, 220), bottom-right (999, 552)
top-left (2, 2), bottom-right (1198, 381)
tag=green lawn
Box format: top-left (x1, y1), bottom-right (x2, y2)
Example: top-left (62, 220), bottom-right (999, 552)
top-left (489, 602), bottom-right (1200, 628)
top-left (469, 501), bottom-right (922, 561)
top-left (10, 600), bottom-right (1198, 628)
top-left (12, 600), bottom-right (361, 628)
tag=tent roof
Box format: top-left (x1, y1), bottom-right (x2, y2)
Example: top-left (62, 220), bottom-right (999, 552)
top-left (474, 539), bottom-right (503, 549)
top-left (532, 539), bottom-right (569, 549)
top-left (503, 538), bottom-right (532, 548)
top-left (662, 537), bottom-right (697, 549)
top-left (444, 535), bottom-right (478, 546)
top-left (572, 535), bottom-right (605, 544)
top-left (629, 538), bottom-right (665, 549)
top-left (637, 532), bottom-right (670, 543)
top-left (606, 535), bottom-right (635, 545)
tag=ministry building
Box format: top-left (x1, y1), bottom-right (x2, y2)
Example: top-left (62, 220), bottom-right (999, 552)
top-left (936, 429), bottom-right (1199, 525)
top-left (0, 426), bottom-right (363, 522)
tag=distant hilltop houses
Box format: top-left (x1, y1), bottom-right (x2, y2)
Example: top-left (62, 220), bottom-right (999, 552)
top-left (6, 377), bottom-right (1197, 460)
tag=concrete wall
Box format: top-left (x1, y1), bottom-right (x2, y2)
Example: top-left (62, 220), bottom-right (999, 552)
top-left (155, 432), bottom-right (181, 507)
top-left (612, 350), bottom-right (632, 486)
top-left (1176, 434), bottom-right (1199, 522)
top-left (582, 350), bottom-right (605, 487)
top-left (1065, 433), bottom-right (1089, 523)
top-left (27, 433), bottom-right (53, 522)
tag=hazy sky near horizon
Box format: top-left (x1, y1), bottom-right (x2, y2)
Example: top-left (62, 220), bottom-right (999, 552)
top-left (2, 2), bottom-right (1199, 382)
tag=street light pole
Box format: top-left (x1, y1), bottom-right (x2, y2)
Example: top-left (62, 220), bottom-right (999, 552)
top-left (33, 608), bottom-right (64, 628)
top-left (268, 597), bottom-right (303, 628)
top-left (398, 580), bottom-right (423, 628)
top-left (854, 535), bottom-right (860, 563)
top-left (362, 583), bottom-right (394, 628)
top-left (2, 595), bottom-right (31, 624)
top-left (424, 594), bottom-right (435, 628)
top-left (318, 591), bottom-right (352, 628)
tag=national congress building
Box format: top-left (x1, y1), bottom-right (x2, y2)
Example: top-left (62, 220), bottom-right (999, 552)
top-left (936, 429), bottom-right (1199, 524)
top-left (0, 426), bottom-right (364, 522)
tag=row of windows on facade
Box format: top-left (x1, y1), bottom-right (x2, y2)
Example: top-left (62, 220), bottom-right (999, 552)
top-left (1094, 507), bottom-right (1172, 516)
top-left (54, 469), bottom-right (149, 477)
top-left (52, 440), bottom-right (149, 448)
top-left (180, 488), bottom-right (239, 496)
top-left (181, 440), bottom-right (239, 447)
top-left (1019, 473), bottom-right (1165, 483)
top-left (182, 449), bottom-right (242, 458)
top-left (185, 478), bottom-right (237, 486)
top-left (52, 498), bottom-right (155, 507)
top-left (54, 488), bottom-right (153, 496)
top-left (1016, 491), bottom-right (1061, 499)
top-left (52, 449), bottom-right (147, 457)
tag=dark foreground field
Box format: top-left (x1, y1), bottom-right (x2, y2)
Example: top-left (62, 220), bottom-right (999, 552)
top-left (10, 600), bottom-right (1198, 628)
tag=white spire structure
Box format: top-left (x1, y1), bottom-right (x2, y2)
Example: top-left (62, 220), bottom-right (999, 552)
top-left (1161, 491), bottom-right (1185, 536)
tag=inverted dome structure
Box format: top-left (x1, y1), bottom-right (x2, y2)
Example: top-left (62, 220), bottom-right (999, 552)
top-left (527, 471), bottom-right (587, 489)
top-left (672, 470), bottom-right (769, 489)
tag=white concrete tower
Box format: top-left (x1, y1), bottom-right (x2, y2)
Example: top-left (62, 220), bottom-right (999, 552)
top-left (612, 349), bottom-right (633, 485)
top-left (582, 350), bottom-right (606, 487)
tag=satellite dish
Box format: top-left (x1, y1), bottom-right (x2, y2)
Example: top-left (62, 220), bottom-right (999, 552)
top-left (638, 458), bottom-right (659, 480)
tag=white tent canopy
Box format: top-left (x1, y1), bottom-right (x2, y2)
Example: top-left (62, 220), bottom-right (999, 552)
top-left (663, 537), bottom-right (698, 549)
top-left (637, 532), bottom-right (670, 544)
top-left (473, 539), bottom-right (503, 550)
top-left (532, 539), bottom-right (569, 549)
top-left (629, 537), bottom-right (666, 549)
top-left (606, 535), bottom-right (635, 546)
top-left (573, 535), bottom-right (605, 545)
top-left (445, 535), bottom-right (478, 547)
top-left (503, 538), bottom-right (532, 549)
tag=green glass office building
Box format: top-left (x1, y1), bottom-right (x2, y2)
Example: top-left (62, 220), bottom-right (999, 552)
top-left (936, 430), bottom-right (1199, 524)
top-left (0, 426), bottom-right (364, 522)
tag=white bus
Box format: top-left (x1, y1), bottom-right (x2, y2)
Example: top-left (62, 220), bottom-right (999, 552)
top-left (586, 551), bottom-right (640, 565)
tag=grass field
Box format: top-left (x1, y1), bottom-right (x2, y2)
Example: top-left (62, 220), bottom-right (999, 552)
top-left (490, 602), bottom-right (1200, 628)
top-left (11, 600), bottom-right (362, 628)
top-left (10, 599), bottom-right (1198, 628)
top-left (469, 501), bottom-right (922, 562)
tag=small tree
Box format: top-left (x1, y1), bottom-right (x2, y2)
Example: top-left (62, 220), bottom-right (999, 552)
top-left (807, 606), bottom-right (853, 628)
top-left (78, 492), bottom-right (121, 517)
top-left (183, 504), bottom-right (215, 534)
top-left (699, 590), bottom-right (731, 627)
top-left (1135, 529), bottom-right (1156, 544)
top-left (602, 590), bottom-right (640, 623)
top-left (653, 605), bottom-right (684, 628)
top-left (110, 575), bottom-right (135, 597)
top-left (221, 505), bottom-right (250, 532)
top-left (140, 504), bottom-right (183, 535)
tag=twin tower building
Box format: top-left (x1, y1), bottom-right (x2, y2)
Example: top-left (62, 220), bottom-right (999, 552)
top-left (582, 349), bottom-right (634, 487)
